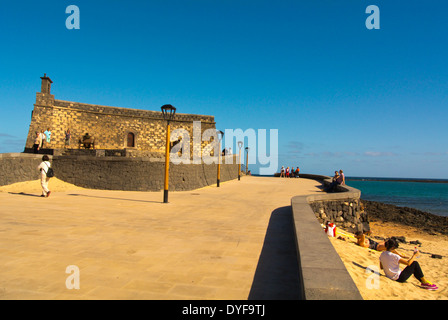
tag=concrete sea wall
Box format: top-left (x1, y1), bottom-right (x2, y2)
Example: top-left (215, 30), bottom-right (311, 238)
top-left (291, 173), bottom-right (364, 300)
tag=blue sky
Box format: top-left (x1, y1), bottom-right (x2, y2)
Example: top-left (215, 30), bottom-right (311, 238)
top-left (0, 1), bottom-right (447, 178)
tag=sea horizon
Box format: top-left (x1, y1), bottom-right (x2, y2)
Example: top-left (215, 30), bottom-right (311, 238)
top-left (253, 174), bottom-right (448, 218)
top-left (346, 176), bottom-right (448, 183)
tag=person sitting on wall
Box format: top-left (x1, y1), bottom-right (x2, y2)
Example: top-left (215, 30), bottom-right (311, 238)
top-left (325, 171), bottom-right (340, 192)
top-left (338, 169), bottom-right (345, 185)
top-left (280, 166), bottom-right (285, 177)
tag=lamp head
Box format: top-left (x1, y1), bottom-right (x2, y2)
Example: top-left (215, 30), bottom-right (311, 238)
top-left (217, 130), bottom-right (224, 141)
top-left (161, 104), bottom-right (176, 121)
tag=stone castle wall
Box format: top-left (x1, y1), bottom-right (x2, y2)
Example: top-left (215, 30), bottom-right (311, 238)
top-left (25, 76), bottom-right (216, 158)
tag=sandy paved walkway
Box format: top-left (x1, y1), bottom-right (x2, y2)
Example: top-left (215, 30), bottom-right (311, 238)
top-left (0, 176), bottom-right (321, 300)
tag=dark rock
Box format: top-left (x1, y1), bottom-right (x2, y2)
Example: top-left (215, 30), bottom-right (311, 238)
top-left (362, 200), bottom-right (448, 236)
top-left (393, 236), bottom-right (407, 244)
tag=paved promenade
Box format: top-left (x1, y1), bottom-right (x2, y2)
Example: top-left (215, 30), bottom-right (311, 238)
top-left (0, 176), bottom-right (321, 300)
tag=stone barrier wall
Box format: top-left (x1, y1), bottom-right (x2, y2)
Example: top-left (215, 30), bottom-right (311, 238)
top-left (0, 153), bottom-right (52, 186)
top-left (52, 155), bottom-right (239, 191)
top-left (299, 173), bottom-right (368, 233)
top-left (0, 153), bottom-right (240, 191)
top-left (291, 174), bottom-right (364, 299)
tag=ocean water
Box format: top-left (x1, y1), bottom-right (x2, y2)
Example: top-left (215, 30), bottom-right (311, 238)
top-left (346, 178), bottom-right (448, 217)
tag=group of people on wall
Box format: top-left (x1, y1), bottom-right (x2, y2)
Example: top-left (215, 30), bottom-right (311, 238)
top-left (32, 128), bottom-right (52, 154)
top-left (279, 166), bottom-right (300, 178)
top-left (325, 169), bottom-right (345, 192)
top-left (32, 128), bottom-right (72, 153)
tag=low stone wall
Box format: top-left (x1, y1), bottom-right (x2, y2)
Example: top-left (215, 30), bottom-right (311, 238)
top-left (52, 155), bottom-right (239, 191)
top-left (291, 174), bottom-right (364, 300)
top-left (299, 173), bottom-right (368, 233)
top-left (1, 153), bottom-right (240, 191)
top-left (0, 153), bottom-right (53, 186)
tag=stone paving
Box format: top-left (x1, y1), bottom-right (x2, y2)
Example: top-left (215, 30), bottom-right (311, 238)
top-left (0, 176), bottom-right (321, 300)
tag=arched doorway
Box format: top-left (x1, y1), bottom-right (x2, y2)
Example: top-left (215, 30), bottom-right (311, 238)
top-left (127, 132), bottom-right (135, 148)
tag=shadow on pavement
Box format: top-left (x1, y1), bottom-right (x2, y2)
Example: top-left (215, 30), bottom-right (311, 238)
top-left (67, 193), bottom-right (162, 204)
top-left (248, 206), bottom-right (303, 300)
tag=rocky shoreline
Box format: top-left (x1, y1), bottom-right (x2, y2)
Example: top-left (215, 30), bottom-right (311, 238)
top-left (362, 199), bottom-right (448, 236)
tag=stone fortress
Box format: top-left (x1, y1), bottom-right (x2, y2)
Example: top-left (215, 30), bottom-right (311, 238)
top-left (25, 74), bottom-right (216, 159)
top-left (18, 75), bottom-right (240, 191)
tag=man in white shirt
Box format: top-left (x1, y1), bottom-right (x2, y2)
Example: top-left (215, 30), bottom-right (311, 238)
top-left (37, 155), bottom-right (52, 197)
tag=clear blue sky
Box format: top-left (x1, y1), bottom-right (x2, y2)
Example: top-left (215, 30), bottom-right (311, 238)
top-left (1, 1), bottom-right (447, 178)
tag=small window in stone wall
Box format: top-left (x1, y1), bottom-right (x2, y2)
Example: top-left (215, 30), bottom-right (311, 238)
top-left (127, 132), bottom-right (135, 148)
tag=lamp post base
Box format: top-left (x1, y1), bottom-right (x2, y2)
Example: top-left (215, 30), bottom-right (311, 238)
top-left (163, 189), bottom-right (169, 203)
top-left (217, 179), bottom-right (220, 187)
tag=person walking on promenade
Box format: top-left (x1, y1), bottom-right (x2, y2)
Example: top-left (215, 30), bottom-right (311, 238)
top-left (37, 155), bottom-right (52, 197)
top-left (379, 238), bottom-right (438, 290)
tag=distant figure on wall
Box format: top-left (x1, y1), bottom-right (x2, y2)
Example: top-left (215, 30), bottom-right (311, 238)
top-left (338, 169), bottom-right (345, 185)
top-left (280, 166), bottom-right (285, 177)
top-left (39, 130), bottom-right (46, 149)
top-left (326, 170), bottom-right (343, 192)
top-left (65, 129), bottom-right (71, 148)
top-left (44, 127), bottom-right (51, 147)
top-left (33, 131), bottom-right (41, 154)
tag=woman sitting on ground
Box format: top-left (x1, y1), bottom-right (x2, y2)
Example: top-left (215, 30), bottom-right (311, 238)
top-left (379, 238), bottom-right (437, 290)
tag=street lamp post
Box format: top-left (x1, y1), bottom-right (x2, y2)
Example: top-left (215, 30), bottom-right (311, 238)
top-left (216, 130), bottom-right (224, 187)
top-left (238, 141), bottom-right (243, 180)
top-left (161, 104), bottom-right (176, 203)
top-left (245, 147), bottom-right (250, 175)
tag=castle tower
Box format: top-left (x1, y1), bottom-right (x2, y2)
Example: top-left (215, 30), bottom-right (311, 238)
top-left (40, 73), bottom-right (53, 94)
